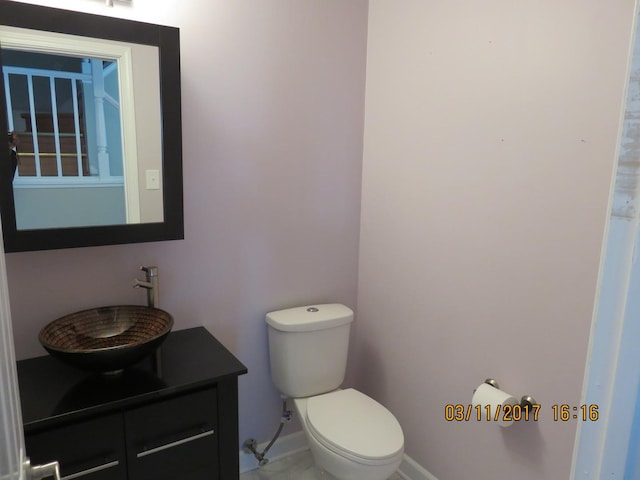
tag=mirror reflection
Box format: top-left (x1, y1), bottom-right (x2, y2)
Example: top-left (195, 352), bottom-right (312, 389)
top-left (1, 25), bottom-right (165, 232)
top-left (5, 49), bottom-right (127, 229)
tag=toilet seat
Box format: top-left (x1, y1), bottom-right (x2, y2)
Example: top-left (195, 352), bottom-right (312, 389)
top-left (305, 389), bottom-right (404, 464)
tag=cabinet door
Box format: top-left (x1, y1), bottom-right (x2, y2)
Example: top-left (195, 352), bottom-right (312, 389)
top-left (25, 413), bottom-right (127, 480)
top-left (125, 388), bottom-right (218, 480)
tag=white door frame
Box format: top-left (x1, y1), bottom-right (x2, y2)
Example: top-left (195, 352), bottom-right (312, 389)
top-left (572, 2), bottom-right (640, 477)
top-left (0, 220), bottom-right (26, 480)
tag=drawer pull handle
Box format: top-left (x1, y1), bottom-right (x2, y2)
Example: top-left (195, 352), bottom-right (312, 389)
top-left (61, 460), bottom-right (120, 480)
top-left (137, 429), bottom-right (215, 458)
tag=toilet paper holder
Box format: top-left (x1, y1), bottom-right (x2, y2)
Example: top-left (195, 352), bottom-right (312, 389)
top-left (481, 378), bottom-right (537, 410)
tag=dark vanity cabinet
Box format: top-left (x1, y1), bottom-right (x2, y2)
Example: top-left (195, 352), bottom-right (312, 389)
top-left (25, 413), bottom-right (127, 480)
top-left (125, 388), bottom-right (218, 480)
top-left (17, 327), bottom-right (247, 480)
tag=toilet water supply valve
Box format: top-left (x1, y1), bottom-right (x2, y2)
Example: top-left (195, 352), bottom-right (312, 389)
top-left (243, 395), bottom-right (292, 466)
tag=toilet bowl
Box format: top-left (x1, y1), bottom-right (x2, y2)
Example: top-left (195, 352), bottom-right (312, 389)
top-left (266, 304), bottom-right (405, 480)
top-left (294, 389), bottom-right (404, 480)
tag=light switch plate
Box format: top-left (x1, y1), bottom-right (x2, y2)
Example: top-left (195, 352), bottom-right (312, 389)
top-left (146, 169), bottom-right (160, 190)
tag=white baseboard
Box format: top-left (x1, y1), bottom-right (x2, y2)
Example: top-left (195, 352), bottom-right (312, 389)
top-left (397, 454), bottom-right (439, 480)
top-left (239, 431), bottom-right (438, 480)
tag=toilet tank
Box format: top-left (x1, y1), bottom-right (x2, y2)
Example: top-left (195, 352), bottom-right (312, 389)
top-left (266, 304), bottom-right (354, 398)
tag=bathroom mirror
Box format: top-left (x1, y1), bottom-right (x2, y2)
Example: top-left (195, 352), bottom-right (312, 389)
top-left (0, 1), bottom-right (183, 252)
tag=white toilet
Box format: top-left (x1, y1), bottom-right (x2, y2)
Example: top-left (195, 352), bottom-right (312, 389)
top-left (266, 304), bottom-right (404, 480)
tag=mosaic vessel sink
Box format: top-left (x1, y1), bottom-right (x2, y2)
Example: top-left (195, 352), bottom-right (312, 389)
top-left (39, 305), bottom-right (173, 373)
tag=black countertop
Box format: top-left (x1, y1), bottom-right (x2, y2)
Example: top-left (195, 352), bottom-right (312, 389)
top-left (17, 327), bottom-right (248, 433)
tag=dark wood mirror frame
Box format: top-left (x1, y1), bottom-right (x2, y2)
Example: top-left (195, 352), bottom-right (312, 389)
top-left (0, 1), bottom-right (183, 252)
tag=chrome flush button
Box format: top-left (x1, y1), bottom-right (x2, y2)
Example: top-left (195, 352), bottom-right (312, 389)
top-left (307, 307), bottom-right (319, 312)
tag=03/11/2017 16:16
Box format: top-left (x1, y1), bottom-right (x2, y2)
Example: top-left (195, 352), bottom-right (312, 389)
top-left (444, 403), bottom-right (540, 422)
top-left (444, 403), bottom-right (600, 422)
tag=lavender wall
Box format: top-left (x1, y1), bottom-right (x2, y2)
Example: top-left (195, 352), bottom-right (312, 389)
top-left (354, 1), bottom-right (636, 479)
top-left (6, 0), bottom-right (368, 449)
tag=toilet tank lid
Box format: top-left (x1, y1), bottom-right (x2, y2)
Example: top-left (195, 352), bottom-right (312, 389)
top-left (266, 304), bottom-right (353, 332)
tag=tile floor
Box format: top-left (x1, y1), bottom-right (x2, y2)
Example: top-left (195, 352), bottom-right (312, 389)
top-left (240, 449), bottom-right (403, 480)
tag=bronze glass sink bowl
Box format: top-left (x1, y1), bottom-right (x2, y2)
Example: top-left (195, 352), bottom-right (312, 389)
top-left (39, 305), bottom-right (173, 373)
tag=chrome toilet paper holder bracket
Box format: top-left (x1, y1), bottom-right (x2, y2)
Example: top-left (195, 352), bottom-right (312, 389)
top-left (483, 378), bottom-right (537, 410)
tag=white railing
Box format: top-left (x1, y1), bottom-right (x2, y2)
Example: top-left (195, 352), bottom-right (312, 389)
top-left (3, 62), bottom-right (123, 188)
top-left (4, 65), bottom-right (88, 180)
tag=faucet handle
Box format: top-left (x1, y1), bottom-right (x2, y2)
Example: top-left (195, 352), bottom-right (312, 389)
top-left (133, 279), bottom-right (148, 288)
top-left (139, 265), bottom-right (158, 277)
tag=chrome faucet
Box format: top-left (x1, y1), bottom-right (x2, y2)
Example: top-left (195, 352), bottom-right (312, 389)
top-left (133, 266), bottom-right (159, 308)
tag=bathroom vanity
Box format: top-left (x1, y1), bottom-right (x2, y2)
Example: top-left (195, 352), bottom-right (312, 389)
top-left (16, 327), bottom-right (247, 480)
